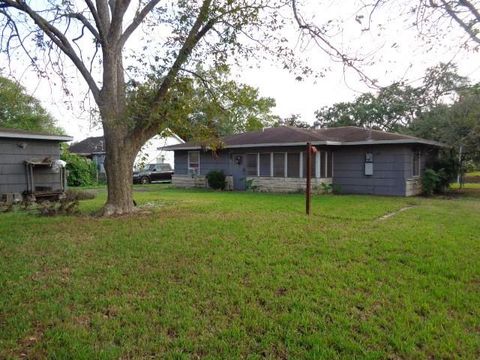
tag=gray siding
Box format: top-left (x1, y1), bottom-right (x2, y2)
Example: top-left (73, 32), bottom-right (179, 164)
top-left (0, 138), bottom-right (62, 194)
top-left (198, 151), bottom-right (230, 176)
top-left (174, 150), bottom-right (231, 176)
top-left (332, 145), bottom-right (410, 196)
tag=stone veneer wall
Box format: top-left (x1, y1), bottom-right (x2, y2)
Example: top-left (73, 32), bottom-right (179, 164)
top-left (172, 175), bottom-right (233, 190)
top-left (173, 175), bottom-right (331, 193)
top-left (405, 178), bottom-right (422, 196)
top-left (247, 177), bottom-right (332, 193)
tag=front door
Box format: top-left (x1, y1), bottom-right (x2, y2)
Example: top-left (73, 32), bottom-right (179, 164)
top-left (232, 154), bottom-right (246, 190)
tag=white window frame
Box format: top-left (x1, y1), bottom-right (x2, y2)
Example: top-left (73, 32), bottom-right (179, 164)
top-left (315, 151), bottom-right (321, 178)
top-left (188, 151), bottom-right (200, 175)
top-left (270, 152), bottom-right (274, 177)
top-left (257, 153), bottom-right (260, 177)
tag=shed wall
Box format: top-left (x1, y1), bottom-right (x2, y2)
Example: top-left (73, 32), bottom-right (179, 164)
top-left (0, 138), bottom-right (62, 194)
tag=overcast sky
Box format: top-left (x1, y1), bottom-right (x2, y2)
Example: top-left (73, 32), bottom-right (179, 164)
top-left (2, 1), bottom-right (479, 141)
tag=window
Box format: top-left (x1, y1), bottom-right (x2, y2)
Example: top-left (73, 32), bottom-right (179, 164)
top-left (273, 153), bottom-right (285, 177)
top-left (246, 153), bottom-right (258, 176)
top-left (159, 164), bottom-right (172, 171)
top-left (364, 152), bottom-right (373, 176)
top-left (259, 153), bottom-right (271, 176)
top-left (413, 150), bottom-right (421, 177)
top-left (188, 151), bottom-right (200, 175)
top-left (287, 153), bottom-right (300, 178)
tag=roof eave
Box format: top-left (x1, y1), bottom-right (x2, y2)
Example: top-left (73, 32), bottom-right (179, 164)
top-left (0, 132), bottom-right (73, 142)
top-left (165, 139), bottom-right (445, 150)
top-left (340, 139), bottom-right (446, 147)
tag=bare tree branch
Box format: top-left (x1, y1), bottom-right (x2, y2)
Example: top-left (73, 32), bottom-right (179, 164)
top-left (0, 0), bottom-right (100, 102)
top-left (119, 0), bottom-right (162, 49)
top-left (436, 0), bottom-right (480, 44)
top-left (84, 0), bottom-right (106, 43)
top-left (291, 0), bottom-right (378, 87)
top-left (66, 12), bottom-right (100, 41)
top-left (95, 0), bottom-right (111, 38)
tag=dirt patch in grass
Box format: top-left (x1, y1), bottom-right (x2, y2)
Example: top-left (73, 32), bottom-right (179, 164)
top-left (377, 206), bottom-right (417, 220)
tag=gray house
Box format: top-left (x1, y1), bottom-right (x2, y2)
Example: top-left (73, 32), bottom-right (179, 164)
top-left (165, 126), bottom-right (444, 196)
top-left (0, 128), bottom-right (73, 201)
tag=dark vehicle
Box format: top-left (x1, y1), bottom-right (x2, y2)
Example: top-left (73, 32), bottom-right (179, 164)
top-left (133, 163), bottom-right (174, 184)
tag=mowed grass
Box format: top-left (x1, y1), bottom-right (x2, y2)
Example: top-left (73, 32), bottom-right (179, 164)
top-left (0, 186), bottom-right (479, 359)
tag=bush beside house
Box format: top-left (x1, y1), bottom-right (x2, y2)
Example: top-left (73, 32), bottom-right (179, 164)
top-left (61, 146), bottom-right (97, 187)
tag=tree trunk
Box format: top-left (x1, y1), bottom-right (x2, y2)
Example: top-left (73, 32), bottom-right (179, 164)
top-left (101, 123), bottom-right (138, 216)
top-left (98, 47), bottom-right (143, 216)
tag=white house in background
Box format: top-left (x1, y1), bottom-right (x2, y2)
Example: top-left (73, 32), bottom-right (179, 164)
top-left (69, 130), bottom-right (184, 177)
top-left (134, 131), bottom-right (185, 169)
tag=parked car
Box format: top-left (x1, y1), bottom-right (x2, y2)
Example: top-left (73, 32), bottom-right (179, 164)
top-left (133, 163), bottom-right (174, 184)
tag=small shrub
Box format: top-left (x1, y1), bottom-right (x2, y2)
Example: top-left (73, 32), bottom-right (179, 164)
top-left (312, 183), bottom-right (340, 195)
top-left (422, 169), bottom-right (440, 196)
top-left (245, 178), bottom-right (258, 192)
top-left (422, 168), bottom-right (450, 196)
top-left (206, 170), bottom-right (226, 190)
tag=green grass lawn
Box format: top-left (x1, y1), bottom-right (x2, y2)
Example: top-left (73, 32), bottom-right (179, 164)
top-left (1, 186), bottom-right (479, 359)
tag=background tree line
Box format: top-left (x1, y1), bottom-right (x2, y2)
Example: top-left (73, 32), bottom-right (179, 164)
top-left (314, 63), bottom-right (480, 166)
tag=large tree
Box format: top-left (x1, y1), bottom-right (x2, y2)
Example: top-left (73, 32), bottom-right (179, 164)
top-left (0, 76), bottom-right (62, 134)
top-left (0, 0), bottom-right (295, 215)
top-left (410, 84), bottom-right (480, 162)
top-left (315, 63), bottom-right (468, 131)
top-left (151, 67), bottom-right (279, 141)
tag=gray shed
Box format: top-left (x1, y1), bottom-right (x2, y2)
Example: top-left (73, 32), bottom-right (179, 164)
top-left (0, 128), bottom-right (73, 202)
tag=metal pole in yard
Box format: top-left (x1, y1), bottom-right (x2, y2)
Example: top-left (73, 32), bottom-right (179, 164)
top-left (306, 142), bottom-right (311, 215)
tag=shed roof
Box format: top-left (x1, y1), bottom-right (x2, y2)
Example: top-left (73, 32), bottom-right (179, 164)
top-left (164, 126), bottom-right (444, 150)
top-left (0, 127), bottom-right (72, 142)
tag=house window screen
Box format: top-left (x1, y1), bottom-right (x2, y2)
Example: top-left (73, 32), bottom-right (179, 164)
top-left (273, 153), bottom-right (285, 177)
top-left (246, 153), bottom-right (258, 176)
top-left (327, 151), bottom-right (333, 177)
top-left (413, 151), bottom-right (421, 177)
top-left (188, 151), bottom-right (200, 175)
top-left (287, 153), bottom-right (300, 178)
top-left (259, 153), bottom-right (271, 176)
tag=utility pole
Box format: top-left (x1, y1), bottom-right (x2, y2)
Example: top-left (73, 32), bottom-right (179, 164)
top-left (305, 143), bottom-right (318, 215)
top-left (306, 142), bottom-right (312, 215)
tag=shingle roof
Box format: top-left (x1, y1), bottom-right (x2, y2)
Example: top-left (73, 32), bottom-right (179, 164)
top-left (0, 127), bottom-right (72, 141)
top-left (165, 126), bottom-right (444, 150)
top-left (69, 136), bottom-right (105, 155)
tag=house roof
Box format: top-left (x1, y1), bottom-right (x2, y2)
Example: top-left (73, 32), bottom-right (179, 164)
top-left (69, 136), bottom-right (105, 155)
top-left (70, 130), bottom-right (185, 155)
top-left (0, 127), bottom-right (72, 142)
top-left (164, 126), bottom-right (445, 150)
